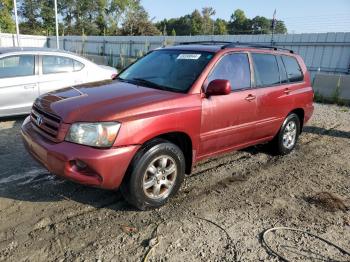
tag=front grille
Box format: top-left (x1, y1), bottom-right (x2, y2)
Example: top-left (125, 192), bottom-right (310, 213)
top-left (30, 104), bottom-right (61, 141)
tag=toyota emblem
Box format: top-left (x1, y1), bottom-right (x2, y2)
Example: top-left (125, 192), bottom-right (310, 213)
top-left (36, 116), bottom-right (43, 126)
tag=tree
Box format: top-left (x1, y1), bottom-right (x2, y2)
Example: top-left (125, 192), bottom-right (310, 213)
top-left (201, 7), bottom-right (215, 35)
top-left (250, 16), bottom-right (271, 34)
top-left (190, 10), bottom-right (202, 35)
top-left (0, 0), bottom-right (15, 33)
top-left (40, 0), bottom-right (55, 35)
top-left (171, 28), bottom-right (176, 37)
top-left (229, 9), bottom-right (250, 34)
top-left (121, 1), bottom-right (160, 35)
top-left (18, 0), bottom-right (42, 34)
top-left (214, 19), bottom-right (228, 35)
top-left (275, 20), bottom-right (287, 34)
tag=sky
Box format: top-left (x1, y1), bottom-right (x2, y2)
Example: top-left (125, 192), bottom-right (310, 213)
top-left (142, 0), bottom-right (350, 33)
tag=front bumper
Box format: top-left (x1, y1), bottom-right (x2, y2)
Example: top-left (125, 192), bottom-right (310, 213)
top-left (21, 117), bottom-right (140, 190)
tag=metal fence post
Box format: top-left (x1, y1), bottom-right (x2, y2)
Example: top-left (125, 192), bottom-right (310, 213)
top-left (103, 40), bottom-right (106, 56)
top-left (129, 40), bottom-right (133, 58)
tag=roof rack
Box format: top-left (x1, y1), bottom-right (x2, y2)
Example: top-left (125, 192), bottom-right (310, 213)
top-left (221, 42), bottom-right (294, 53)
top-left (178, 41), bottom-right (233, 46)
top-left (176, 40), bottom-right (294, 54)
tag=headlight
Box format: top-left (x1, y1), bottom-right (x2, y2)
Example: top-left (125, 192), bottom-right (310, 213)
top-left (65, 122), bottom-right (121, 148)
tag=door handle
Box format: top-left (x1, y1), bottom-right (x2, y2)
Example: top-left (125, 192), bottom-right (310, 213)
top-left (23, 84), bottom-right (36, 89)
top-left (284, 88), bottom-right (291, 94)
top-left (245, 94), bottom-right (256, 101)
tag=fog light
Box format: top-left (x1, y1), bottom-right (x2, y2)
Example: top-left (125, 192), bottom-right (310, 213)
top-left (75, 160), bottom-right (87, 171)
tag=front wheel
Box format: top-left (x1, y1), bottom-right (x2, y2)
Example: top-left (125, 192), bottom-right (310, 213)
top-left (121, 139), bottom-right (185, 210)
top-left (272, 113), bottom-right (301, 155)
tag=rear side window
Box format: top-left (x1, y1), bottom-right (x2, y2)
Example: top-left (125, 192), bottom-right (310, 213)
top-left (0, 55), bottom-right (35, 78)
top-left (208, 53), bottom-right (251, 91)
top-left (42, 56), bottom-right (84, 74)
top-left (252, 53), bottom-right (280, 87)
top-left (281, 55), bottom-right (303, 82)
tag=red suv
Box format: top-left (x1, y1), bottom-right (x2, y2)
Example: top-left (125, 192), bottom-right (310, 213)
top-left (22, 42), bottom-right (314, 210)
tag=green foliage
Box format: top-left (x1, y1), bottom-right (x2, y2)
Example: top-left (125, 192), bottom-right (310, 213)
top-left (228, 9), bottom-right (287, 34)
top-left (0, 0), bottom-right (15, 33)
top-left (201, 7), bottom-right (216, 35)
top-left (229, 9), bottom-right (250, 34)
top-left (121, 0), bottom-right (160, 36)
top-left (5, 0), bottom-right (159, 36)
top-left (156, 8), bottom-right (287, 36)
top-left (214, 19), bottom-right (228, 35)
top-left (1, 3), bottom-right (287, 36)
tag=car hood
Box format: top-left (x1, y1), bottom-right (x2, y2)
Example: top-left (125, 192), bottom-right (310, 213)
top-left (35, 80), bottom-right (187, 123)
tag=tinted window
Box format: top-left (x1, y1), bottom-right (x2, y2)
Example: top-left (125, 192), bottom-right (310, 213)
top-left (118, 50), bottom-right (214, 93)
top-left (43, 56), bottom-right (84, 74)
top-left (0, 55), bottom-right (35, 78)
top-left (208, 53), bottom-right (251, 90)
top-left (277, 56), bottom-right (288, 84)
top-left (252, 53), bottom-right (280, 87)
top-left (282, 55), bottom-right (303, 82)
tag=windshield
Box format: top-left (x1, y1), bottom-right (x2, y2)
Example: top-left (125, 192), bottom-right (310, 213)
top-left (118, 50), bottom-right (214, 93)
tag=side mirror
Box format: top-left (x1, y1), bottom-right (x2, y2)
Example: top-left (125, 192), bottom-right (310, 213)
top-left (205, 80), bottom-right (231, 96)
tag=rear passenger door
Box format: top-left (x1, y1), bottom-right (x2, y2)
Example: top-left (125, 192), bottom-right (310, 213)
top-left (0, 54), bottom-right (39, 116)
top-left (251, 53), bottom-right (303, 140)
top-left (200, 53), bottom-right (257, 157)
top-left (38, 55), bottom-right (85, 95)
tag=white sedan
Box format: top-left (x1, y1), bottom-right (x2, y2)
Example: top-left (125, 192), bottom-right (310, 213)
top-left (0, 47), bottom-right (118, 117)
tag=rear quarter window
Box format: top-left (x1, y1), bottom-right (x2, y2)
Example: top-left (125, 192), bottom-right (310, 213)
top-left (42, 55), bottom-right (84, 74)
top-left (281, 55), bottom-right (304, 83)
top-left (251, 53), bottom-right (280, 87)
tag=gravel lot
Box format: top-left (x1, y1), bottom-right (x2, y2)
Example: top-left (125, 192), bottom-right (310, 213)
top-left (0, 103), bottom-right (349, 262)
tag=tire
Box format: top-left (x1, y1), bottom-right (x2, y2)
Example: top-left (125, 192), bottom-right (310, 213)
top-left (120, 139), bottom-right (185, 210)
top-left (271, 113), bottom-right (301, 155)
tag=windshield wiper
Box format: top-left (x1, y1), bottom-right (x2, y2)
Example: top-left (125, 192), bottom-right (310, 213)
top-left (116, 77), bottom-right (132, 83)
top-left (118, 77), bottom-right (182, 93)
top-left (131, 78), bottom-right (168, 90)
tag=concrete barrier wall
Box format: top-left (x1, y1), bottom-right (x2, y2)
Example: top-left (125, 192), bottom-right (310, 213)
top-left (0, 33), bottom-right (47, 48)
top-left (313, 74), bottom-right (350, 101)
top-left (1, 32), bottom-right (350, 76)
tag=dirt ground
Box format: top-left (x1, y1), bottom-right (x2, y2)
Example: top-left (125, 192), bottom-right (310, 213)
top-left (0, 103), bottom-right (349, 262)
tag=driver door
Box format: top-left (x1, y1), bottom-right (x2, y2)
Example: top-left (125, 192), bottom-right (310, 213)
top-left (199, 53), bottom-right (257, 158)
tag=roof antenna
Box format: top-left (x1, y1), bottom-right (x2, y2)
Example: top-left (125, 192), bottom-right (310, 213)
top-left (271, 9), bottom-right (277, 46)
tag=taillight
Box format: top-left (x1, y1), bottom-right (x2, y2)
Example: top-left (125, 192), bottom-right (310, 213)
top-left (111, 73), bottom-right (117, 80)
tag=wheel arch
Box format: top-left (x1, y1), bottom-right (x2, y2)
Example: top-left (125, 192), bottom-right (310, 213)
top-left (124, 131), bottom-right (194, 179)
top-left (289, 108), bottom-right (305, 133)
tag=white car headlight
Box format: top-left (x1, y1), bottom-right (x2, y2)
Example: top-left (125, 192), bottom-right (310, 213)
top-left (65, 122), bottom-right (121, 148)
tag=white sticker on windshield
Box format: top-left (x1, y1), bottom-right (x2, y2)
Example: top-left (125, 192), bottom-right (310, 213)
top-left (177, 54), bottom-right (201, 60)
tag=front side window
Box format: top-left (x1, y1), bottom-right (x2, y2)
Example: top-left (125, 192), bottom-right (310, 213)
top-left (118, 50), bottom-right (214, 93)
top-left (42, 56), bottom-right (83, 74)
top-left (252, 53), bottom-right (280, 87)
top-left (0, 55), bottom-right (35, 78)
top-left (282, 55), bottom-right (303, 83)
top-left (207, 53), bottom-right (251, 91)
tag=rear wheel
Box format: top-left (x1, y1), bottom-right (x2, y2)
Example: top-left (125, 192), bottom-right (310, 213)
top-left (121, 139), bottom-right (185, 210)
top-left (271, 113), bottom-right (301, 155)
